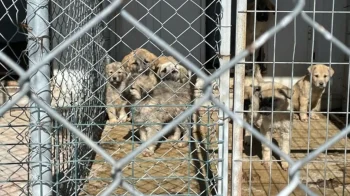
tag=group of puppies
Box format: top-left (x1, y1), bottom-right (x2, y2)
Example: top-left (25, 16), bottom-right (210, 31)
top-left (105, 48), bottom-right (191, 157)
top-left (241, 63), bottom-right (334, 170)
top-left (241, 0), bottom-right (335, 170)
top-left (104, 0), bottom-right (335, 166)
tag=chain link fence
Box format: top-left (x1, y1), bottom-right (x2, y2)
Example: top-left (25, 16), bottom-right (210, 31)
top-left (0, 0), bottom-right (350, 195)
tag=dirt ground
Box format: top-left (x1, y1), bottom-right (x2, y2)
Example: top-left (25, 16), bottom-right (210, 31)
top-left (81, 108), bottom-right (220, 195)
top-left (1, 104), bottom-right (350, 195)
top-left (0, 109), bottom-right (30, 196)
top-left (82, 110), bottom-right (350, 195)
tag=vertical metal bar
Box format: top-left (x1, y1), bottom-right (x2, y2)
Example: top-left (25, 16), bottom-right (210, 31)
top-left (343, 59), bottom-right (350, 196)
top-left (248, 2), bottom-right (258, 195)
top-left (232, 0), bottom-right (246, 195)
top-left (27, 0), bottom-right (52, 195)
top-left (288, 17), bottom-right (297, 187)
top-left (218, 0), bottom-right (231, 195)
top-left (306, 1), bottom-right (317, 194)
top-left (323, 0), bottom-right (335, 193)
top-left (343, 3), bottom-right (350, 195)
top-left (269, 0), bottom-right (279, 194)
top-left (103, 0), bottom-right (112, 65)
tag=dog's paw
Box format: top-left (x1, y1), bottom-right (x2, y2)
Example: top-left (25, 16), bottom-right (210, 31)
top-left (310, 114), bottom-right (320, 120)
top-left (118, 115), bottom-right (129, 123)
top-left (261, 161), bottom-right (269, 168)
top-left (299, 114), bottom-right (308, 122)
top-left (293, 114), bottom-right (299, 120)
top-left (142, 149), bottom-right (154, 157)
top-left (176, 141), bottom-right (188, 148)
top-left (168, 135), bottom-right (175, 141)
top-left (281, 161), bottom-right (289, 171)
top-left (300, 118), bottom-right (308, 123)
top-left (108, 118), bottom-right (118, 125)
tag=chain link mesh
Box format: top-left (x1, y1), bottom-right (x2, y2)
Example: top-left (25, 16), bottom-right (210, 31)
top-left (0, 0), bottom-right (350, 195)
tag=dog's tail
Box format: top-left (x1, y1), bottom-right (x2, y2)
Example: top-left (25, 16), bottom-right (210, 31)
top-left (253, 64), bottom-right (264, 83)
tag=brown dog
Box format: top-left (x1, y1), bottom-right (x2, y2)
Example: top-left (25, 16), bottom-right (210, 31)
top-left (105, 62), bottom-right (131, 123)
top-left (132, 80), bottom-right (192, 156)
top-left (128, 73), bottom-right (159, 101)
top-left (156, 56), bottom-right (189, 83)
top-left (256, 82), bottom-right (293, 170)
top-left (121, 48), bottom-right (159, 74)
top-left (128, 55), bottom-right (190, 101)
top-left (292, 64), bottom-right (334, 122)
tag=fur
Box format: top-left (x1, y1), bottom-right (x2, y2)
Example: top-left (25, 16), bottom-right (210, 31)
top-left (292, 64), bottom-right (334, 122)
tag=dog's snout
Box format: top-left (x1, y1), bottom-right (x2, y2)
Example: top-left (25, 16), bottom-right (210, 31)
top-left (319, 82), bottom-right (324, 86)
top-left (112, 76), bottom-right (117, 80)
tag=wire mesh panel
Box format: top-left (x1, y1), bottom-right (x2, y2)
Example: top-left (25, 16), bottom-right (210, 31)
top-left (0, 0), bottom-right (30, 195)
top-left (2, 0), bottom-right (350, 195)
top-left (79, 0), bottom-right (226, 195)
top-left (49, 0), bottom-right (106, 195)
top-left (238, 0), bottom-right (350, 195)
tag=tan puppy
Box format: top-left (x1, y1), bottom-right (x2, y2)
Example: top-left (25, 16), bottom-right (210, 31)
top-left (156, 56), bottom-right (189, 83)
top-left (292, 64), bottom-right (334, 122)
top-left (121, 48), bottom-right (159, 73)
top-left (243, 64), bottom-right (265, 127)
top-left (129, 73), bottom-right (159, 101)
top-left (256, 82), bottom-right (293, 170)
top-left (128, 55), bottom-right (189, 101)
top-left (132, 80), bottom-right (192, 156)
top-left (105, 62), bottom-right (130, 123)
top-left (234, 64), bottom-right (265, 145)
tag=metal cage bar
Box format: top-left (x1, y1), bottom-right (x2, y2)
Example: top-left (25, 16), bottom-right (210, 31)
top-left (26, 0), bottom-right (52, 195)
top-left (232, 0), bottom-right (246, 195)
top-left (218, 0), bottom-right (232, 195)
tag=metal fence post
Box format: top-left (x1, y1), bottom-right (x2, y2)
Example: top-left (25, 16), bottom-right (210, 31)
top-left (27, 0), bottom-right (52, 195)
top-left (218, 0), bottom-right (232, 195)
top-left (232, 0), bottom-right (246, 195)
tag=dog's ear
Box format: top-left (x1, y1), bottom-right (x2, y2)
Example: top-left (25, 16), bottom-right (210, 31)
top-left (149, 58), bottom-right (159, 71)
top-left (123, 71), bottom-right (128, 79)
top-left (279, 88), bottom-right (293, 99)
top-left (265, 0), bottom-right (275, 11)
top-left (263, 0), bottom-right (276, 15)
top-left (153, 59), bottom-right (160, 70)
top-left (329, 66), bottom-right (335, 77)
top-left (307, 65), bottom-right (314, 74)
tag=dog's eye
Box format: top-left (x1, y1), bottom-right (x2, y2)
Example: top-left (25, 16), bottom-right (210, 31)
top-left (315, 74), bottom-right (319, 78)
top-left (324, 75), bottom-right (327, 78)
top-left (144, 60), bottom-right (149, 64)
